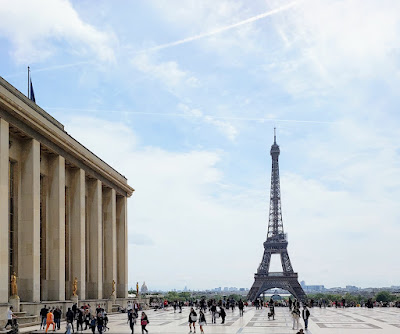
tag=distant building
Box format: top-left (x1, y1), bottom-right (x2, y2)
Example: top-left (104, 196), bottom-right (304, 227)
top-left (141, 282), bottom-right (148, 293)
top-left (300, 281), bottom-right (325, 293)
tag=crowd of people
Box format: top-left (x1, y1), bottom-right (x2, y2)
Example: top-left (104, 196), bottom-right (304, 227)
top-left (39, 303), bottom-right (111, 333)
top-left (28, 294), bottom-right (400, 333)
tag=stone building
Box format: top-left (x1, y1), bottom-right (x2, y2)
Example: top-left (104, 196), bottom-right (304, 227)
top-left (0, 76), bottom-right (134, 323)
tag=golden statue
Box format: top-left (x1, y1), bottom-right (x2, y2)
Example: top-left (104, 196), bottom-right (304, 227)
top-left (10, 272), bottom-right (18, 296)
top-left (72, 277), bottom-right (78, 296)
top-left (112, 279), bottom-right (116, 295)
top-left (136, 282), bottom-right (139, 295)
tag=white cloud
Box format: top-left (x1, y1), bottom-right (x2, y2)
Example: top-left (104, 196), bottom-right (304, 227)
top-left (131, 53), bottom-right (199, 92)
top-left (178, 103), bottom-right (238, 140)
top-left (0, 0), bottom-right (115, 63)
top-left (64, 116), bottom-right (264, 290)
top-left (265, 0), bottom-right (400, 97)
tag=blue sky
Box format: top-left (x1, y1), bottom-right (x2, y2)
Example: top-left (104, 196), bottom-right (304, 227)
top-left (1, 0), bottom-right (400, 290)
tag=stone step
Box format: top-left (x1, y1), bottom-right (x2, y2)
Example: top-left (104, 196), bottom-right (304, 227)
top-left (19, 320), bottom-right (40, 328)
top-left (17, 315), bottom-right (38, 324)
top-left (14, 311), bottom-right (27, 316)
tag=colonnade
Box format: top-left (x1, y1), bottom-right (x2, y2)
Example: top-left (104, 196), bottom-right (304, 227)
top-left (0, 118), bottom-right (128, 303)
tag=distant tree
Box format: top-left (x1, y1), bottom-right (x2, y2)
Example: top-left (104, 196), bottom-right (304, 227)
top-left (375, 291), bottom-right (395, 303)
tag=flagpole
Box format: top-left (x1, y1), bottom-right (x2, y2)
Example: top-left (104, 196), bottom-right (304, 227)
top-left (28, 66), bottom-right (30, 99)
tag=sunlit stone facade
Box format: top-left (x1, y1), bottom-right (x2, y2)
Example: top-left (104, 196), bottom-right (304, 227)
top-left (0, 76), bottom-right (134, 322)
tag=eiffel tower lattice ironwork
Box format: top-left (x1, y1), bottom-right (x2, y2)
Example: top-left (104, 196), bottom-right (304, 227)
top-left (247, 130), bottom-right (307, 302)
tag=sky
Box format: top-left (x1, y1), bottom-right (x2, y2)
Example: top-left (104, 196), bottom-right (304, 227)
top-left (1, 0), bottom-right (400, 291)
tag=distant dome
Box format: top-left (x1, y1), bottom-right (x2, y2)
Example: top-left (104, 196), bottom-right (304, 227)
top-left (141, 282), bottom-right (148, 293)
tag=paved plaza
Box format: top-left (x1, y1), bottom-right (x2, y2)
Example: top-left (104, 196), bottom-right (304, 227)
top-left (24, 306), bottom-right (400, 334)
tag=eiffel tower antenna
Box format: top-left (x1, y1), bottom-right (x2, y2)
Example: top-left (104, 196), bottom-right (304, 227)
top-left (247, 130), bottom-right (307, 302)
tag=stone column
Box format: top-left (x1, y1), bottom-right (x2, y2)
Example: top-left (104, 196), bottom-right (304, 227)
top-left (87, 180), bottom-right (103, 299)
top-left (103, 188), bottom-right (116, 298)
top-left (47, 155), bottom-right (65, 300)
top-left (116, 196), bottom-right (128, 298)
top-left (0, 119), bottom-right (9, 303)
top-left (19, 139), bottom-right (40, 302)
top-left (70, 168), bottom-right (85, 299)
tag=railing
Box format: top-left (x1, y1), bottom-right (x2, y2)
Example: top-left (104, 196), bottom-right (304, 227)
top-left (255, 272), bottom-right (298, 277)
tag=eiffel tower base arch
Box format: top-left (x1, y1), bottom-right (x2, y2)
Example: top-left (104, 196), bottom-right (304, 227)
top-left (247, 274), bottom-right (307, 302)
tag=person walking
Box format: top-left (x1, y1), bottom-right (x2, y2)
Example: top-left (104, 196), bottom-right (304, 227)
top-left (5, 306), bottom-right (17, 330)
top-left (103, 310), bottom-right (110, 331)
top-left (90, 316), bottom-right (96, 334)
top-left (268, 303), bottom-right (275, 320)
top-left (219, 306), bottom-right (226, 324)
top-left (198, 310), bottom-right (206, 333)
top-left (128, 309), bottom-right (136, 334)
top-left (76, 307), bottom-right (84, 332)
top-left (292, 306), bottom-right (300, 330)
top-left (66, 307), bottom-right (75, 333)
top-left (97, 313), bottom-right (104, 334)
top-left (210, 303), bottom-right (217, 324)
top-left (84, 308), bottom-right (90, 330)
top-left (238, 299), bottom-right (244, 317)
top-left (40, 305), bottom-right (48, 330)
top-left (302, 305), bottom-right (310, 330)
top-left (179, 301), bottom-right (183, 313)
top-left (54, 306), bottom-right (61, 330)
top-left (188, 307), bottom-right (197, 333)
top-left (72, 303), bottom-right (78, 317)
top-left (45, 308), bottom-right (55, 333)
top-left (288, 298), bottom-right (293, 311)
top-left (141, 312), bottom-right (149, 334)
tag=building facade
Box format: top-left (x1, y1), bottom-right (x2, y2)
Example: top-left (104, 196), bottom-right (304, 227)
top-left (0, 76), bottom-right (134, 321)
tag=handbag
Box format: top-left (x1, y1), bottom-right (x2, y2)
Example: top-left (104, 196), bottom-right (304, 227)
top-left (141, 320), bottom-right (148, 325)
top-left (190, 315), bottom-right (198, 322)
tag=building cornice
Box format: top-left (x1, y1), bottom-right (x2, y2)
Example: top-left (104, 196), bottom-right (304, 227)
top-left (0, 76), bottom-right (134, 197)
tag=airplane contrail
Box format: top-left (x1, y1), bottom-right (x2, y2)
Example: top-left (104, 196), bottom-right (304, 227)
top-left (3, 1), bottom-right (300, 78)
top-left (45, 107), bottom-right (333, 124)
top-left (138, 1), bottom-right (300, 53)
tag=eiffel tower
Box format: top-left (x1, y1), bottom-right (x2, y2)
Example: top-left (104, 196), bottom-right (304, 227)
top-left (248, 130), bottom-right (306, 302)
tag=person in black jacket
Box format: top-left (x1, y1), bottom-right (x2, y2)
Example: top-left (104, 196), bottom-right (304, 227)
top-left (219, 307), bottom-right (226, 324)
top-left (210, 303), bottom-right (217, 324)
top-left (72, 303), bottom-right (78, 317)
top-left (97, 314), bottom-right (104, 334)
top-left (198, 310), bottom-right (206, 333)
top-left (66, 308), bottom-right (75, 333)
top-left (53, 307), bottom-right (61, 330)
top-left (188, 307), bottom-right (197, 333)
top-left (268, 303), bottom-right (275, 320)
top-left (128, 309), bottom-right (136, 334)
top-left (76, 307), bottom-right (84, 331)
top-left (40, 305), bottom-right (48, 330)
top-left (302, 305), bottom-right (310, 329)
top-left (238, 299), bottom-right (244, 317)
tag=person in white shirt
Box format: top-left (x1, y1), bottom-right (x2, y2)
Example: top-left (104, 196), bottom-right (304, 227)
top-left (5, 306), bottom-right (17, 329)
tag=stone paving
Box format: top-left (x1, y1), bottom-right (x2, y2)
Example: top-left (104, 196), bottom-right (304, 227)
top-left (25, 306), bottom-right (400, 333)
